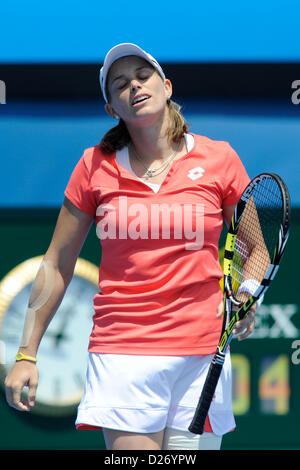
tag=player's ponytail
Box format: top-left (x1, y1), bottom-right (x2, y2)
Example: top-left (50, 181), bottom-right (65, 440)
top-left (166, 99), bottom-right (189, 143)
top-left (99, 119), bottom-right (131, 154)
top-left (99, 99), bottom-right (189, 154)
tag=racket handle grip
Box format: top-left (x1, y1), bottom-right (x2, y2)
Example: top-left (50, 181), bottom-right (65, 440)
top-left (188, 359), bottom-right (223, 435)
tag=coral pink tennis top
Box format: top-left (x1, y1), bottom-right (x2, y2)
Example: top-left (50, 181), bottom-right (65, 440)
top-left (64, 133), bottom-right (250, 356)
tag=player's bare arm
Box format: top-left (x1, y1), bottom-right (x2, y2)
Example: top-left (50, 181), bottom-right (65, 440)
top-left (4, 198), bottom-right (93, 411)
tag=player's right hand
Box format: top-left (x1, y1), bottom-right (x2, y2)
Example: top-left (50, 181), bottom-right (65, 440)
top-left (4, 361), bottom-right (38, 411)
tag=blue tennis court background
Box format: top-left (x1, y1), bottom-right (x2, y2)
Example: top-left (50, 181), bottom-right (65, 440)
top-left (0, 0), bottom-right (299, 208)
top-left (1, 0), bottom-right (300, 63)
top-left (1, 99), bottom-right (300, 207)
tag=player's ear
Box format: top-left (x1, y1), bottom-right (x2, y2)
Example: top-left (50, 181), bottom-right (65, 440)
top-left (105, 103), bottom-right (120, 120)
top-left (164, 79), bottom-right (172, 103)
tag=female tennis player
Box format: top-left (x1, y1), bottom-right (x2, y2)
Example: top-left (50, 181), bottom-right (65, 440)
top-left (4, 43), bottom-right (257, 450)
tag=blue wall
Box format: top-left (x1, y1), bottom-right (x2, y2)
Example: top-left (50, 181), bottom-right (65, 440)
top-left (0, 0), bottom-right (299, 207)
top-left (1, 99), bottom-right (299, 208)
top-left (1, 0), bottom-right (300, 63)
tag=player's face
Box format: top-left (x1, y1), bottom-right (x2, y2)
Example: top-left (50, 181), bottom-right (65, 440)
top-left (105, 56), bottom-right (172, 126)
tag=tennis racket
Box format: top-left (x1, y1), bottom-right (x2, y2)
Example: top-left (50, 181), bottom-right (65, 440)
top-left (188, 173), bottom-right (291, 435)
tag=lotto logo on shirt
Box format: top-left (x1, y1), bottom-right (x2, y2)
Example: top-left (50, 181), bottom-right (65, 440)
top-left (95, 196), bottom-right (204, 250)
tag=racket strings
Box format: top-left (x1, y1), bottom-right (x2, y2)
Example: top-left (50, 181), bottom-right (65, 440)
top-left (232, 177), bottom-right (283, 296)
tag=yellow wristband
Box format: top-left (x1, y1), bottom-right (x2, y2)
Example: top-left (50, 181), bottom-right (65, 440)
top-left (16, 352), bottom-right (37, 363)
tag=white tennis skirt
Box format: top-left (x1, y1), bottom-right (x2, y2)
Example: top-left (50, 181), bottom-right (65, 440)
top-left (75, 352), bottom-right (235, 437)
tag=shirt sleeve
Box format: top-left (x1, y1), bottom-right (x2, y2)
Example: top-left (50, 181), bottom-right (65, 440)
top-left (221, 144), bottom-right (251, 206)
top-left (64, 151), bottom-right (97, 216)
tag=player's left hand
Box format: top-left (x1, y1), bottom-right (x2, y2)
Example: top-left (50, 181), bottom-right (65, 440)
top-left (232, 305), bottom-right (256, 340)
top-left (216, 300), bottom-right (256, 341)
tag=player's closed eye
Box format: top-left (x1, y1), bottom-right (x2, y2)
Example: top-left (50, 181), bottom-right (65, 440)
top-left (116, 70), bottom-right (152, 90)
top-left (116, 80), bottom-right (127, 90)
top-left (136, 69), bottom-right (152, 80)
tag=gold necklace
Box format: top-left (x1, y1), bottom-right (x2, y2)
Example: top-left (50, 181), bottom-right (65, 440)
top-left (131, 140), bottom-right (181, 180)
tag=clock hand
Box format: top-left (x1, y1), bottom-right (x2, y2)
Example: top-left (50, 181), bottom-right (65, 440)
top-left (44, 329), bottom-right (70, 346)
top-left (51, 304), bottom-right (73, 347)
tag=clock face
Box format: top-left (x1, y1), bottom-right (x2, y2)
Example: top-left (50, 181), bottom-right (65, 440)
top-left (0, 256), bottom-right (99, 416)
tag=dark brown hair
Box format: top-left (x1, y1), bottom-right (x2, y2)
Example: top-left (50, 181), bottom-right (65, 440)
top-left (99, 100), bottom-right (189, 154)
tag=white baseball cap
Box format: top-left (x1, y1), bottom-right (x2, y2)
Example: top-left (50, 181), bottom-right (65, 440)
top-left (99, 43), bottom-right (166, 103)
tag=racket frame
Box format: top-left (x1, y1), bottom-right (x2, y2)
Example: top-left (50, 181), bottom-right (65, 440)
top-left (188, 173), bottom-right (291, 435)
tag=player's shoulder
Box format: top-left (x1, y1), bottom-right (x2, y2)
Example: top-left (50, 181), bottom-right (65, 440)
top-left (81, 144), bottom-right (112, 162)
top-left (81, 144), bottom-right (115, 171)
top-left (192, 133), bottom-right (232, 153)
